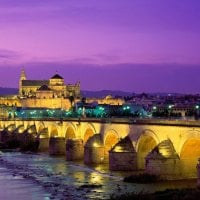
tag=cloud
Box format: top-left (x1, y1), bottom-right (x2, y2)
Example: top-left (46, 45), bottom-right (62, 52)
top-left (93, 53), bottom-right (122, 64)
top-left (0, 49), bottom-right (20, 60)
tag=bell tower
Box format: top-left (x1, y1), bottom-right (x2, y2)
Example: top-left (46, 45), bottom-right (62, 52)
top-left (19, 68), bottom-right (27, 96)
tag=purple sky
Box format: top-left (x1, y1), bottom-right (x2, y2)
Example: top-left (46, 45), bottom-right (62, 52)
top-left (0, 0), bottom-right (200, 93)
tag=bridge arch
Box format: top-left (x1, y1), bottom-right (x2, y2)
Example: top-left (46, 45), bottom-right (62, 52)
top-left (37, 123), bottom-right (49, 138)
top-left (178, 129), bottom-right (200, 154)
top-left (26, 125), bottom-right (37, 134)
top-left (35, 121), bottom-right (45, 133)
top-left (50, 125), bottom-right (59, 138)
top-left (104, 129), bottom-right (119, 161)
top-left (180, 131), bottom-right (200, 177)
top-left (83, 123), bottom-right (96, 144)
top-left (0, 121), bottom-right (3, 130)
top-left (136, 129), bottom-right (159, 169)
top-left (38, 124), bottom-right (45, 133)
top-left (15, 125), bottom-right (25, 134)
top-left (5, 124), bottom-right (16, 132)
top-left (65, 126), bottom-right (76, 140)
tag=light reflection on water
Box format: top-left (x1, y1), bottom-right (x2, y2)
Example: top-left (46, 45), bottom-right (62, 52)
top-left (0, 151), bottom-right (197, 200)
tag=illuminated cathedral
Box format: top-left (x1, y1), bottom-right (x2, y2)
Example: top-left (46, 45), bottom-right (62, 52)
top-left (0, 69), bottom-right (81, 111)
top-left (19, 69), bottom-right (80, 98)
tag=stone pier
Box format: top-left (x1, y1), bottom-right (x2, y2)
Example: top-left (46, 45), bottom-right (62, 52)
top-left (84, 134), bottom-right (105, 164)
top-left (145, 140), bottom-right (181, 179)
top-left (109, 137), bottom-right (137, 170)
top-left (37, 138), bottom-right (49, 152)
top-left (66, 139), bottom-right (84, 160)
top-left (49, 137), bottom-right (65, 155)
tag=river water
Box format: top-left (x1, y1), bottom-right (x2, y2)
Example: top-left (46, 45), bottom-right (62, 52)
top-left (0, 151), bottom-right (197, 200)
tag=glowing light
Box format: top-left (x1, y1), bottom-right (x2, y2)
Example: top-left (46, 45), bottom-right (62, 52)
top-left (93, 142), bottom-right (98, 147)
top-left (196, 105), bottom-right (199, 109)
top-left (123, 105), bottom-right (130, 110)
top-left (28, 129), bottom-right (32, 133)
top-left (113, 146), bottom-right (123, 152)
top-left (89, 172), bottom-right (103, 184)
top-left (8, 127), bottom-right (12, 131)
top-left (39, 135), bottom-right (47, 139)
top-left (159, 148), bottom-right (170, 157)
top-left (153, 106), bottom-right (157, 110)
top-left (18, 129), bottom-right (23, 133)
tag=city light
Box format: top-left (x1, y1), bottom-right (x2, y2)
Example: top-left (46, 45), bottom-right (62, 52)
top-left (153, 106), bottom-right (157, 110)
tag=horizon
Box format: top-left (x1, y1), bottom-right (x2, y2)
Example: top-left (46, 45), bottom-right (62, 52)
top-left (0, 0), bottom-right (200, 93)
top-left (1, 84), bottom-right (200, 96)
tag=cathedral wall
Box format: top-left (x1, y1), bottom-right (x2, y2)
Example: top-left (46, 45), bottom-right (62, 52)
top-left (22, 86), bottom-right (40, 96)
top-left (21, 98), bottom-right (71, 110)
top-left (36, 91), bottom-right (53, 99)
top-left (0, 98), bottom-right (21, 107)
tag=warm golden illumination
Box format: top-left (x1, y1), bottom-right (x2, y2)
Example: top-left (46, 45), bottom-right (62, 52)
top-left (8, 127), bottom-right (12, 132)
top-left (18, 129), bottom-right (23, 133)
top-left (180, 138), bottom-right (200, 177)
top-left (39, 135), bottom-right (47, 139)
top-left (113, 146), bottom-right (123, 152)
top-left (159, 148), bottom-right (169, 157)
top-left (50, 126), bottom-right (59, 137)
top-left (137, 134), bottom-right (157, 169)
top-left (84, 128), bottom-right (94, 144)
top-left (65, 127), bottom-right (76, 140)
top-left (93, 142), bottom-right (98, 147)
top-left (89, 172), bottom-right (104, 184)
top-left (104, 131), bottom-right (119, 162)
top-left (28, 129), bottom-right (32, 133)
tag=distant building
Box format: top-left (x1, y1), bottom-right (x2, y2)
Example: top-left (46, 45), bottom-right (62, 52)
top-left (19, 69), bottom-right (80, 98)
top-left (86, 95), bottom-right (124, 105)
top-left (0, 69), bottom-right (81, 111)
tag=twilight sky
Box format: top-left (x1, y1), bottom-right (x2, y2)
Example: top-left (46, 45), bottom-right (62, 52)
top-left (0, 0), bottom-right (200, 93)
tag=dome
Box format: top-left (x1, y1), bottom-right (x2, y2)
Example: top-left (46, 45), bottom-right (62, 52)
top-left (105, 95), bottom-right (113, 99)
top-left (38, 85), bottom-right (51, 91)
top-left (50, 74), bottom-right (64, 79)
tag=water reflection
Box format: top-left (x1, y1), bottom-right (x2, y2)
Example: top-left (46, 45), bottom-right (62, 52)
top-left (0, 151), bottom-right (197, 200)
top-left (89, 172), bottom-right (104, 184)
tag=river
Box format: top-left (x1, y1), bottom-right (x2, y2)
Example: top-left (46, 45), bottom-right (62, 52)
top-left (0, 151), bottom-right (197, 200)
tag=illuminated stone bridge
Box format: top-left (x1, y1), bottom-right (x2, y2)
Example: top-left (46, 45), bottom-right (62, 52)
top-left (1, 118), bottom-right (200, 179)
